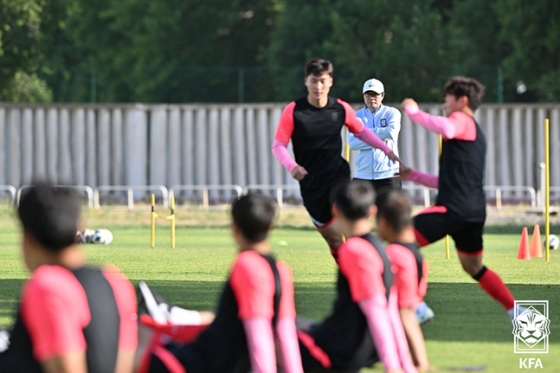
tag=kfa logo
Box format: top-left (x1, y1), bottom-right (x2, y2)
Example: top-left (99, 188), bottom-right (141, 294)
top-left (519, 358), bottom-right (543, 369)
top-left (512, 300), bottom-right (550, 354)
top-left (380, 119), bottom-right (388, 127)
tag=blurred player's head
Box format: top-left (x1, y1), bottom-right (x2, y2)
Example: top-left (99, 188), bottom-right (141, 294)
top-left (231, 193), bottom-right (277, 247)
top-left (304, 58), bottom-right (334, 103)
top-left (443, 76), bottom-right (485, 116)
top-left (18, 182), bottom-right (82, 270)
top-left (332, 180), bottom-right (376, 223)
top-left (375, 189), bottom-right (413, 242)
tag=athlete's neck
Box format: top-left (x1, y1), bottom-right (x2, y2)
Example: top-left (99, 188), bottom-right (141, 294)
top-left (240, 241), bottom-right (270, 255)
top-left (307, 95), bottom-right (329, 108)
top-left (31, 245), bottom-right (86, 272)
top-left (341, 219), bottom-right (372, 238)
top-left (454, 107), bottom-right (474, 117)
top-left (391, 227), bottom-right (417, 244)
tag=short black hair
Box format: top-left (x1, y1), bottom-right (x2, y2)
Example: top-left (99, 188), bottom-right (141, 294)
top-left (375, 189), bottom-right (412, 233)
top-left (444, 76), bottom-right (485, 111)
top-left (231, 193), bottom-right (277, 243)
top-left (304, 58), bottom-right (333, 77)
top-left (18, 182), bottom-right (82, 252)
top-left (333, 180), bottom-right (375, 221)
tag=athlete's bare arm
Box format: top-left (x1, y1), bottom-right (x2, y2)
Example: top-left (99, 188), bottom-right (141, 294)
top-left (399, 308), bottom-right (429, 372)
top-left (41, 352), bottom-right (86, 373)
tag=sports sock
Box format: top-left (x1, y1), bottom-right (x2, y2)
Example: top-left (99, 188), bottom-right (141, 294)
top-left (473, 266), bottom-right (515, 310)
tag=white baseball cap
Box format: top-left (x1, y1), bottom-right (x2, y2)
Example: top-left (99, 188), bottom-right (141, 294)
top-left (362, 79), bottom-right (384, 94)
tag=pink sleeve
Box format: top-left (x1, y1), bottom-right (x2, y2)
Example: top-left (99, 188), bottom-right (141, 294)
top-left (338, 99), bottom-right (392, 154)
top-left (230, 251), bottom-right (274, 319)
top-left (338, 238), bottom-right (386, 302)
top-left (386, 245), bottom-right (420, 309)
top-left (274, 102), bottom-right (296, 142)
top-left (406, 168), bottom-right (439, 189)
top-left (404, 103), bottom-right (456, 139)
top-left (21, 267), bottom-right (89, 361)
top-left (276, 317), bottom-right (304, 373)
top-left (243, 317), bottom-right (277, 373)
top-left (404, 104), bottom-right (476, 141)
top-left (358, 295), bottom-right (401, 371)
top-left (102, 267), bottom-right (138, 351)
top-left (272, 139), bottom-right (298, 172)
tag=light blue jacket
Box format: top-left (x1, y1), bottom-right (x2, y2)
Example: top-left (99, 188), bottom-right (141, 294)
top-left (347, 105), bottom-right (401, 180)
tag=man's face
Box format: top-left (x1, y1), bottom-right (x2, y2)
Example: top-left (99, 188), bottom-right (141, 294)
top-left (443, 94), bottom-right (467, 116)
top-left (363, 91), bottom-right (384, 111)
top-left (305, 72), bottom-right (333, 101)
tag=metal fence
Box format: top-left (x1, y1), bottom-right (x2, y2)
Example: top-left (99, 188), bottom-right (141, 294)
top-left (0, 102), bottom-right (559, 205)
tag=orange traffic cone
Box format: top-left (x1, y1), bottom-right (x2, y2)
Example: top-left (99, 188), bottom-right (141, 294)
top-left (530, 224), bottom-right (543, 258)
top-left (517, 227), bottom-right (531, 260)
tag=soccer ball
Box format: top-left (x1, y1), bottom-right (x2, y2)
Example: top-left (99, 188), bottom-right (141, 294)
top-left (543, 235), bottom-right (559, 251)
top-left (92, 229), bottom-right (114, 245)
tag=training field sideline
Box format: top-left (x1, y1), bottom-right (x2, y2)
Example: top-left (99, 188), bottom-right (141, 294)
top-left (1, 210), bottom-right (559, 372)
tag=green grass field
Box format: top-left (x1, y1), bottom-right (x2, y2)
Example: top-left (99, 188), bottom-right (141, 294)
top-left (1, 208), bottom-right (559, 372)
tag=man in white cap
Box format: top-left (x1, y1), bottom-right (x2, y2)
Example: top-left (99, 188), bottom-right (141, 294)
top-left (347, 78), bottom-right (402, 193)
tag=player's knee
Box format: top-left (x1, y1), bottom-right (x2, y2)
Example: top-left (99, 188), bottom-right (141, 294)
top-left (462, 261), bottom-right (484, 277)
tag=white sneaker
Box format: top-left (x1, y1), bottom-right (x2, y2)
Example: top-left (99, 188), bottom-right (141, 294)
top-left (76, 229), bottom-right (96, 244)
top-left (416, 301), bottom-right (435, 325)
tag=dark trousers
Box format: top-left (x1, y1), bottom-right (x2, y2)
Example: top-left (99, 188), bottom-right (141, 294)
top-left (353, 177), bottom-right (402, 194)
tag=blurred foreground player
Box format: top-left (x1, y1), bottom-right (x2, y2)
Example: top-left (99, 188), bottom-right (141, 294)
top-left (272, 58), bottom-right (401, 259)
top-left (137, 193), bottom-right (303, 373)
top-left (0, 182), bottom-right (137, 373)
top-left (401, 77), bottom-right (516, 318)
top-left (296, 181), bottom-right (415, 373)
top-left (376, 190), bottom-right (431, 372)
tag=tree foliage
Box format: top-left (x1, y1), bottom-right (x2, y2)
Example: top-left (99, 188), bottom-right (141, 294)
top-left (496, 0), bottom-right (560, 101)
top-left (1, 0), bottom-right (559, 103)
top-left (0, 0), bottom-right (51, 102)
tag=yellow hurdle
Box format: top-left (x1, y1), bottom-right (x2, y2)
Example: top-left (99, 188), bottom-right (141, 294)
top-left (151, 193), bottom-right (176, 248)
top-left (545, 118), bottom-right (550, 262)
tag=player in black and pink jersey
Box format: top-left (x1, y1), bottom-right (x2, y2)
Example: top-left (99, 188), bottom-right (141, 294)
top-left (137, 193), bottom-right (303, 373)
top-left (272, 58), bottom-right (401, 258)
top-left (376, 190), bottom-right (431, 372)
top-left (297, 180), bottom-right (415, 373)
top-left (0, 183), bottom-right (137, 373)
top-left (400, 77), bottom-right (517, 318)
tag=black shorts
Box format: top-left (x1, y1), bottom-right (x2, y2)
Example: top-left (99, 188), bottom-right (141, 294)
top-left (303, 189), bottom-right (334, 227)
top-left (413, 205), bottom-right (485, 254)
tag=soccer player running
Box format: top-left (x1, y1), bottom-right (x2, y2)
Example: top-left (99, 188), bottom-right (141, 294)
top-left (272, 58), bottom-right (401, 258)
top-left (400, 77), bottom-right (516, 318)
top-left (136, 193), bottom-right (303, 373)
top-left (0, 182), bottom-right (137, 373)
top-left (376, 190), bottom-right (431, 372)
top-left (297, 180), bottom-right (415, 373)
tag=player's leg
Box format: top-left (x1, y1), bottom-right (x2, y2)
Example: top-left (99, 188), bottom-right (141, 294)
top-left (304, 191), bottom-right (343, 258)
top-left (317, 222), bottom-right (343, 258)
top-left (412, 206), bottom-right (452, 247)
top-left (453, 223), bottom-right (515, 314)
top-left (137, 281), bottom-right (215, 325)
top-left (413, 207), bottom-right (454, 324)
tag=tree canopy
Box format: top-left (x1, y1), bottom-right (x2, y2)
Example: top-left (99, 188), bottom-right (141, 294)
top-left (0, 0), bottom-right (558, 102)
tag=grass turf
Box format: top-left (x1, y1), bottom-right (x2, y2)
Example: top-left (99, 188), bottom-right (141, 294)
top-left (1, 210), bottom-right (559, 372)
